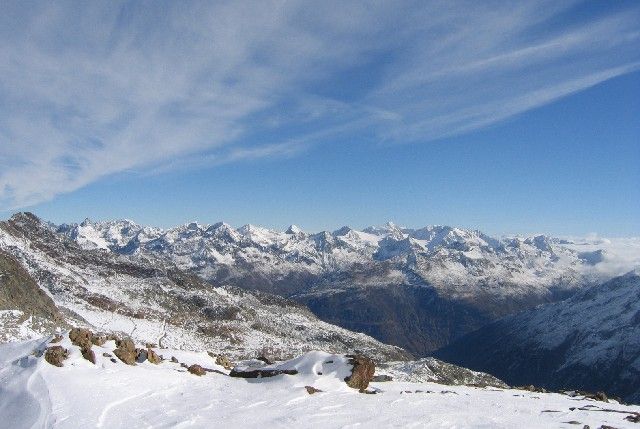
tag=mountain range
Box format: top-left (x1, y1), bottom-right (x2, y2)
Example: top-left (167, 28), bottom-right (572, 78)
top-left (55, 215), bottom-right (639, 355)
top-left (2, 212), bottom-right (639, 404)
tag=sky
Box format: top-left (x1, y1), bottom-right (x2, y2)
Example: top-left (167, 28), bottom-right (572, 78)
top-left (0, 0), bottom-right (639, 236)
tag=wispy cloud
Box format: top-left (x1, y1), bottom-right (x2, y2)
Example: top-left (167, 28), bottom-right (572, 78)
top-left (1, 1), bottom-right (638, 208)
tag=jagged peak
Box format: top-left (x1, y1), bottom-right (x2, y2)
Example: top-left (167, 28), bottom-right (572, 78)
top-left (333, 226), bottom-right (352, 236)
top-left (210, 221), bottom-right (232, 230)
top-left (286, 225), bottom-right (303, 235)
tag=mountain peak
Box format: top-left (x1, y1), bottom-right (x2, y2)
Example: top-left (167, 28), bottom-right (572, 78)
top-left (9, 211), bottom-right (40, 223)
top-left (333, 226), bottom-right (352, 236)
top-left (286, 225), bottom-right (303, 235)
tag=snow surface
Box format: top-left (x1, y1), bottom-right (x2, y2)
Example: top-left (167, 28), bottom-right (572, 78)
top-left (2, 335), bottom-right (639, 429)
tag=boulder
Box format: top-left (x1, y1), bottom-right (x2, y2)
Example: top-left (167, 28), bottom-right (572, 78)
top-left (50, 334), bottom-right (63, 343)
top-left (257, 355), bottom-right (274, 365)
top-left (82, 347), bottom-right (96, 364)
top-left (114, 338), bottom-right (137, 365)
top-left (215, 354), bottom-right (233, 370)
top-left (68, 327), bottom-right (97, 364)
top-left (188, 364), bottom-right (206, 376)
top-left (136, 349), bottom-right (148, 363)
top-left (344, 355), bottom-right (375, 392)
top-left (229, 368), bottom-right (298, 378)
top-left (147, 349), bottom-right (162, 364)
top-left (69, 327), bottom-right (93, 349)
top-left (91, 334), bottom-right (107, 346)
top-left (305, 386), bottom-right (323, 394)
top-left (114, 348), bottom-right (137, 365)
top-left (44, 346), bottom-right (69, 367)
top-left (115, 338), bottom-right (136, 352)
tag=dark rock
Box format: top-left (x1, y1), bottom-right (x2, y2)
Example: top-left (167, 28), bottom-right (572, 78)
top-left (50, 334), bottom-right (63, 343)
top-left (102, 352), bottom-right (112, 357)
top-left (147, 349), bottom-right (162, 364)
top-left (136, 349), bottom-right (148, 363)
top-left (213, 354), bottom-right (233, 370)
top-left (44, 346), bottom-right (69, 367)
top-left (114, 348), bottom-right (137, 365)
top-left (0, 250), bottom-right (66, 332)
top-left (91, 334), bottom-right (107, 346)
top-left (230, 368), bottom-right (298, 378)
top-left (171, 356), bottom-right (179, 363)
top-left (81, 347), bottom-right (96, 364)
top-left (115, 338), bottom-right (136, 352)
top-left (372, 374), bottom-right (393, 382)
top-left (257, 356), bottom-right (274, 365)
top-left (69, 327), bottom-right (94, 349)
top-left (625, 414), bottom-right (640, 423)
top-left (517, 385), bottom-right (547, 393)
top-left (593, 391), bottom-right (608, 403)
top-left (113, 338), bottom-right (137, 365)
top-left (344, 355), bottom-right (375, 392)
top-left (305, 386), bottom-right (322, 394)
top-left (188, 364), bottom-right (206, 376)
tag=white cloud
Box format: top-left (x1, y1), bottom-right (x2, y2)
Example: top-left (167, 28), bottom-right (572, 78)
top-left (0, 1), bottom-right (638, 208)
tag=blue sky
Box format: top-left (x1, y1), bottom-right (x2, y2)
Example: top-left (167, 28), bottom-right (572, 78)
top-left (1, 1), bottom-right (639, 235)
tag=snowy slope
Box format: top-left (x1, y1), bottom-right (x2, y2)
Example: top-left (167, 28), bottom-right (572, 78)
top-left (2, 334), bottom-right (640, 429)
top-left (435, 271), bottom-right (640, 403)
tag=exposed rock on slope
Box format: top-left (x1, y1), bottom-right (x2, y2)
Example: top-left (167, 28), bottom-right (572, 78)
top-left (0, 248), bottom-right (67, 341)
top-left (435, 271), bottom-right (640, 403)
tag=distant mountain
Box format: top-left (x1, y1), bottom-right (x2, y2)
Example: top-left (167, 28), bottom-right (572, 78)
top-left (434, 271), bottom-right (640, 404)
top-left (54, 215), bottom-right (639, 355)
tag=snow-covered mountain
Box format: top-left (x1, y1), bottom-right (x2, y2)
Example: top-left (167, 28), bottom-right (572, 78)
top-left (0, 212), bottom-right (409, 361)
top-left (435, 271), bottom-right (640, 404)
top-left (55, 215), bottom-right (640, 354)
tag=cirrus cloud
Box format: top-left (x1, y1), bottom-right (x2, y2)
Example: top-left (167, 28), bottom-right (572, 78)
top-left (1, 0), bottom-right (639, 208)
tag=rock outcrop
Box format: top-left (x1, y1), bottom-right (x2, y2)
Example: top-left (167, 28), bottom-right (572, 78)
top-left (44, 346), bottom-right (69, 367)
top-left (344, 355), bottom-right (375, 391)
top-left (114, 338), bottom-right (137, 365)
top-left (188, 364), bottom-right (206, 376)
